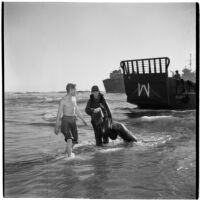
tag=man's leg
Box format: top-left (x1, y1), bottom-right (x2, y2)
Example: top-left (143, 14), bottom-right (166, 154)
top-left (97, 125), bottom-right (105, 146)
top-left (71, 120), bottom-right (78, 149)
top-left (92, 122), bottom-right (103, 146)
top-left (63, 140), bottom-right (74, 155)
top-left (95, 130), bottom-right (103, 146)
top-left (102, 133), bottom-right (109, 144)
top-left (63, 134), bottom-right (73, 156)
top-left (94, 128), bottom-right (103, 146)
top-left (64, 144), bottom-right (68, 154)
top-left (64, 119), bottom-right (77, 156)
top-left (62, 118), bottom-right (73, 155)
top-left (66, 139), bottom-right (73, 157)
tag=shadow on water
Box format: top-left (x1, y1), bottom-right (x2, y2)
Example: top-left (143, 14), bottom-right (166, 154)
top-left (80, 154), bottom-right (110, 198)
top-left (40, 150), bottom-right (114, 198)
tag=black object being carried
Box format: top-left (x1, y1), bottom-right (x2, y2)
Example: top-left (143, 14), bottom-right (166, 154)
top-left (104, 119), bottom-right (137, 142)
top-left (85, 92), bottom-right (137, 144)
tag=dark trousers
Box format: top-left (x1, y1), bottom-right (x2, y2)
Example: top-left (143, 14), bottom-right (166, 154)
top-left (91, 121), bottom-right (109, 146)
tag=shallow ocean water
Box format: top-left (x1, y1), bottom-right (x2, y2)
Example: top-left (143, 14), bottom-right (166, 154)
top-left (4, 92), bottom-right (196, 198)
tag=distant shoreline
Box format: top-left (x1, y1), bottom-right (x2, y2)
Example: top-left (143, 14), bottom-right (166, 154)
top-left (4, 90), bottom-right (102, 94)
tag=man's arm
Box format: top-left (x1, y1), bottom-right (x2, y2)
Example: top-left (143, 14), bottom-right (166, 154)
top-left (55, 100), bottom-right (64, 134)
top-left (101, 96), bottom-right (112, 119)
top-left (85, 99), bottom-right (94, 116)
top-left (75, 102), bottom-right (88, 126)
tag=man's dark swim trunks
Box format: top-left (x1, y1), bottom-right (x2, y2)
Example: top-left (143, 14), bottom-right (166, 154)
top-left (61, 116), bottom-right (78, 144)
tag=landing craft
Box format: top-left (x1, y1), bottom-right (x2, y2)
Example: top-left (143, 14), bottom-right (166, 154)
top-left (103, 70), bottom-right (125, 93)
top-left (120, 57), bottom-right (196, 109)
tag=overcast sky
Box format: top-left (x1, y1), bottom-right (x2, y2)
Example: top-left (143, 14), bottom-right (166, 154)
top-left (4, 2), bottom-right (196, 92)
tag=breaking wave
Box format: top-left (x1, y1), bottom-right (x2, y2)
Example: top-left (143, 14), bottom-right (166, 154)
top-left (140, 115), bottom-right (179, 122)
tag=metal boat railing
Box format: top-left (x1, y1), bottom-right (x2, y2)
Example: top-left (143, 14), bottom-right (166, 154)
top-left (120, 57), bottom-right (170, 75)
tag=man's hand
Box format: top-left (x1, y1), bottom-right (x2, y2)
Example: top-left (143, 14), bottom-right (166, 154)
top-left (93, 107), bottom-right (101, 113)
top-left (82, 119), bottom-right (88, 126)
top-left (108, 116), bottom-right (112, 122)
top-left (54, 124), bottom-right (59, 135)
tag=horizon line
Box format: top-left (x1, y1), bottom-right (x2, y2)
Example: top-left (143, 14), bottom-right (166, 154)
top-left (4, 90), bottom-right (106, 93)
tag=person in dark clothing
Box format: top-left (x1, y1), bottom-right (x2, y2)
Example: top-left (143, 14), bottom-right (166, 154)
top-left (173, 70), bottom-right (184, 96)
top-left (85, 85), bottom-right (112, 146)
top-left (173, 70), bottom-right (181, 80)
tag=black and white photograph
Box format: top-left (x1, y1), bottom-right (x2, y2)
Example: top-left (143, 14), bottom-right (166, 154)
top-left (3, 2), bottom-right (197, 198)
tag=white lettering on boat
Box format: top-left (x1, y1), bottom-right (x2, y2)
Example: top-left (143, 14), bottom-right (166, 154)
top-left (138, 83), bottom-right (150, 97)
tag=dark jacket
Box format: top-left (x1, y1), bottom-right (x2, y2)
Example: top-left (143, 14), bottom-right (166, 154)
top-left (85, 93), bottom-right (112, 120)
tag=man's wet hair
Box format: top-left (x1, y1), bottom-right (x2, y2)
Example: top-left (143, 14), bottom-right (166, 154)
top-left (66, 83), bottom-right (76, 93)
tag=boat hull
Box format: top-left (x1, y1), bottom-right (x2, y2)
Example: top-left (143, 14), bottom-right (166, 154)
top-left (124, 75), bottom-right (196, 109)
top-left (103, 78), bottom-right (125, 93)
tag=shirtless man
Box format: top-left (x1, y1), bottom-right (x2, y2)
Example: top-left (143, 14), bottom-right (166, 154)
top-left (54, 83), bottom-right (87, 157)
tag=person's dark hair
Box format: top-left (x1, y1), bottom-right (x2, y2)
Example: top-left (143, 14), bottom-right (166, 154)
top-left (91, 85), bottom-right (100, 92)
top-left (66, 83), bottom-right (76, 93)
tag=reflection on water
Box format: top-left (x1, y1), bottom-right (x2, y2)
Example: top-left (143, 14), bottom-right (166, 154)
top-left (4, 92), bottom-right (196, 198)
